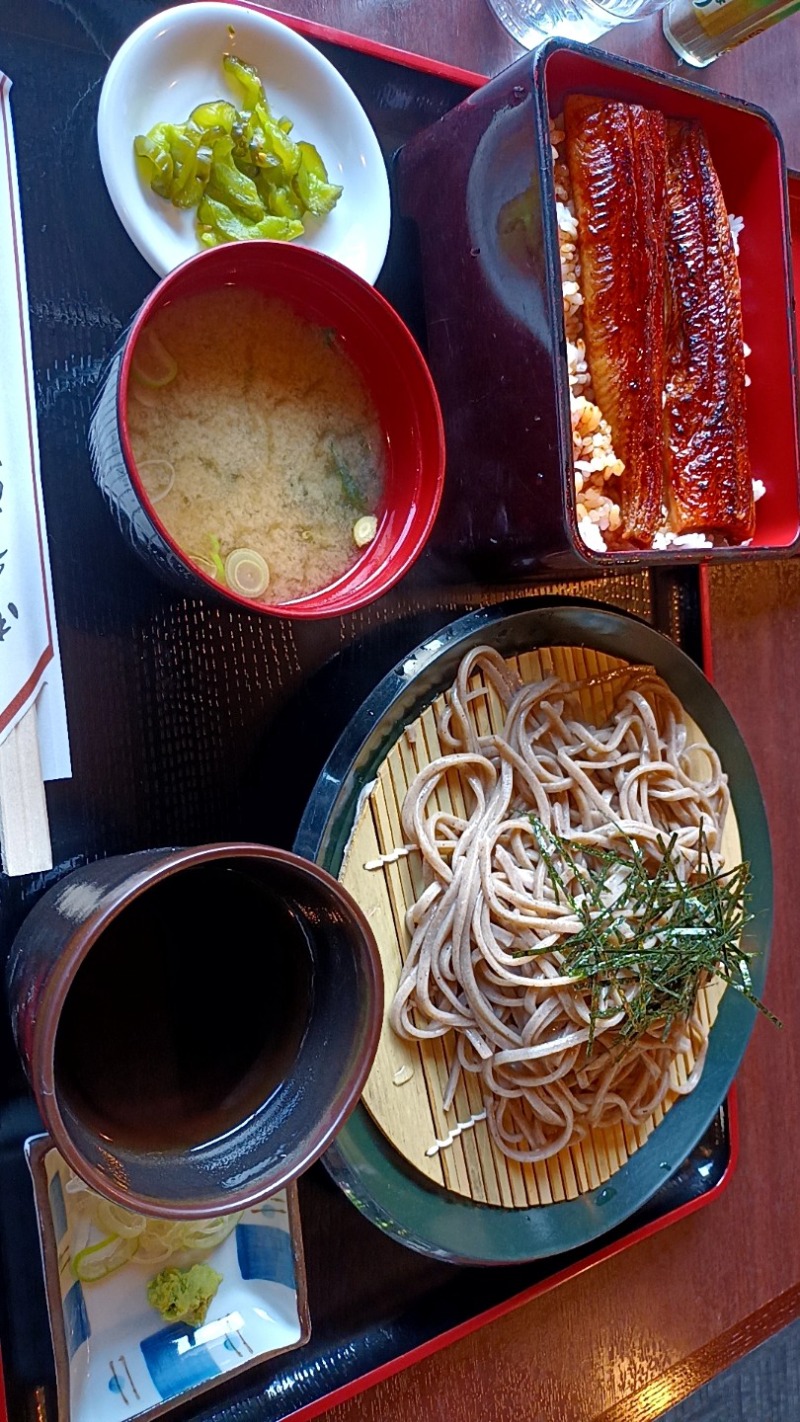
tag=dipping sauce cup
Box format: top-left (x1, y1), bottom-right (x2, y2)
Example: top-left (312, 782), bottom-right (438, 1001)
top-left (6, 844), bottom-right (383, 1218)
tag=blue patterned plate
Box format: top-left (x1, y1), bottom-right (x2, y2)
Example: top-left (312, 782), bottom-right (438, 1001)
top-left (25, 1137), bottom-right (310, 1422)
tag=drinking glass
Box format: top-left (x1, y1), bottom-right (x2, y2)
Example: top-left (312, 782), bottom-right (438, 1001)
top-left (485, 0), bottom-right (670, 46)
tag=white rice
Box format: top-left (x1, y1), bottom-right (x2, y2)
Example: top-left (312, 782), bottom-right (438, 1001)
top-left (552, 121), bottom-right (625, 548)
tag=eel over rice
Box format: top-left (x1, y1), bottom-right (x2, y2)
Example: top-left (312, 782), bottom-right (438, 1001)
top-left (663, 120), bottom-right (755, 542)
top-left (564, 95), bottom-right (666, 546)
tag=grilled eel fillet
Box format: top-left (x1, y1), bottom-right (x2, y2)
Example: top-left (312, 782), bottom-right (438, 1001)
top-left (565, 96), bottom-right (666, 546)
top-left (664, 121), bottom-right (754, 542)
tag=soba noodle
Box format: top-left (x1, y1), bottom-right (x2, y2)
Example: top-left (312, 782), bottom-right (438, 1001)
top-left (388, 646), bottom-right (733, 1165)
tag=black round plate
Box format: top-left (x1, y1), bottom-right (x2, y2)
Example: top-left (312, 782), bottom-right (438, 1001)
top-left (294, 598), bottom-right (772, 1265)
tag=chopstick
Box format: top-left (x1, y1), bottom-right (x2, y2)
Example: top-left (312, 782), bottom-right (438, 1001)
top-left (0, 703), bottom-right (53, 876)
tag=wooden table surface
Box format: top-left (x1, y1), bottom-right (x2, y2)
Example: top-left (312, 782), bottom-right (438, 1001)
top-left (258, 4), bottom-right (800, 1420)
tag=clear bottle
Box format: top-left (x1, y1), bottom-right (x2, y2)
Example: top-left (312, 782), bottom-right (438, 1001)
top-left (662, 0), bottom-right (800, 65)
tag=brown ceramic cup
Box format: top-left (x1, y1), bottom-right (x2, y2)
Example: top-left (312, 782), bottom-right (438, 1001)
top-left (6, 843), bottom-right (383, 1218)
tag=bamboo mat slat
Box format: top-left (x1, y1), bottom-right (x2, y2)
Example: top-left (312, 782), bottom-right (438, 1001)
top-left (344, 648), bottom-right (740, 1209)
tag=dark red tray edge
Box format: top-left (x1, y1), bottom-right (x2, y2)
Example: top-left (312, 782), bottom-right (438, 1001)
top-left (0, 1097), bottom-right (738, 1422)
top-left (240, 1), bottom-right (490, 88)
top-left (285, 1091), bottom-right (739, 1422)
top-left (787, 169), bottom-right (800, 365)
top-left (0, 16), bottom-right (744, 1422)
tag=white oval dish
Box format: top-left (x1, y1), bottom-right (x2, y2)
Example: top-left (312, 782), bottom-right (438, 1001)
top-left (97, 2), bottom-right (391, 283)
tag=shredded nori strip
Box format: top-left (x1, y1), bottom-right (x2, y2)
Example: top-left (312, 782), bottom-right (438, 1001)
top-left (525, 817), bottom-right (777, 1053)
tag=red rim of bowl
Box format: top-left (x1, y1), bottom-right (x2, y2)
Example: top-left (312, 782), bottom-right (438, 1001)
top-left (117, 242), bottom-right (446, 619)
top-left (32, 843), bottom-right (384, 1218)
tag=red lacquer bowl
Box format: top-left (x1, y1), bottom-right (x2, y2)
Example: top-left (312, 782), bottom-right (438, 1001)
top-left (90, 241), bottom-right (446, 618)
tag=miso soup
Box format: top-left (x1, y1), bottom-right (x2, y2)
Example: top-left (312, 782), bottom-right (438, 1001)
top-left (127, 289), bottom-right (385, 604)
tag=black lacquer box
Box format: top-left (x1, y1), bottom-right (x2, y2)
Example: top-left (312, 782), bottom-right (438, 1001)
top-left (397, 40), bottom-right (800, 580)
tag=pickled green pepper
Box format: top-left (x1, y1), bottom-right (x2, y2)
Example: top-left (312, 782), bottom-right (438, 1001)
top-left (133, 53), bottom-right (343, 250)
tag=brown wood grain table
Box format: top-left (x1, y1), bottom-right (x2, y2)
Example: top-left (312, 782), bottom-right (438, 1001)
top-left (260, 3), bottom-right (800, 1419)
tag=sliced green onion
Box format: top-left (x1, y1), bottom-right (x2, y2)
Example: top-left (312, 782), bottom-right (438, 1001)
top-left (65, 1163), bottom-right (244, 1288)
top-left (73, 1233), bottom-right (139, 1283)
top-left (225, 547), bottom-right (270, 598)
top-left (207, 535), bottom-right (226, 580)
top-left (131, 329), bottom-right (178, 388)
top-left (189, 553), bottom-right (220, 580)
top-left (129, 383), bottom-right (162, 410)
top-left (353, 515), bottom-right (378, 548)
top-left (138, 459), bottom-right (174, 504)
